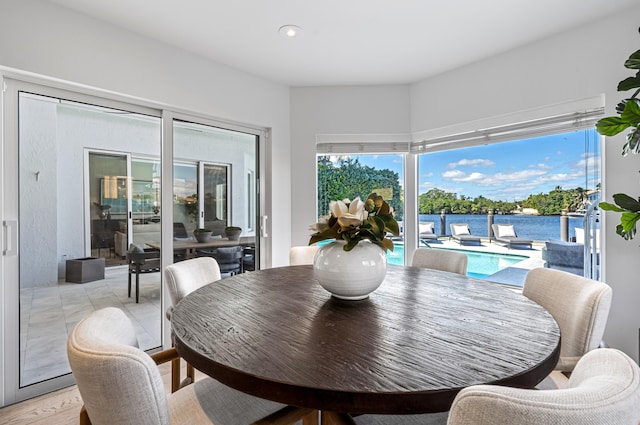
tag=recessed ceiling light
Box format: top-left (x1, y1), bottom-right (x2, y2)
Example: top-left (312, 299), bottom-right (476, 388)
top-left (278, 25), bottom-right (302, 38)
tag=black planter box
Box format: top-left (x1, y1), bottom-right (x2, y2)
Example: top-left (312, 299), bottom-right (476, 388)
top-left (66, 257), bottom-right (105, 283)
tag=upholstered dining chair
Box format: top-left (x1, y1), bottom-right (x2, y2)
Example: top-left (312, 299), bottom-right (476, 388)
top-left (126, 244), bottom-right (161, 303)
top-left (354, 348), bottom-right (640, 425)
top-left (165, 257), bottom-right (221, 392)
top-left (67, 307), bottom-right (315, 425)
top-left (523, 267), bottom-right (612, 389)
top-left (289, 245), bottom-right (320, 265)
top-left (446, 348), bottom-right (640, 425)
top-left (197, 246), bottom-right (244, 276)
top-left (411, 248), bottom-right (468, 275)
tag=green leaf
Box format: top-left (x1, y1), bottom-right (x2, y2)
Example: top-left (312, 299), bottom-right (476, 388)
top-left (599, 201), bottom-right (625, 212)
top-left (617, 75), bottom-right (640, 91)
top-left (621, 98), bottom-right (640, 122)
top-left (613, 193), bottom-right (640, 212)
top-left (619, 211), bottom-right (640, 239)
top-left (596, 116), bottom-right (630, 136)
top-left (367, 215), bottom-right (386, 240)
top-left (624, 50), bottom-right (640, 69)
top-left (343, 237), bottom-right (359, 251)
top-left (379, 215), bottom-right (400, 236)
top-left (623, 127), bottom-right (640, 156)
top-left (379, 238), bottom-right (394, 252)
top-left (308, 222), bottom-right (340, 245)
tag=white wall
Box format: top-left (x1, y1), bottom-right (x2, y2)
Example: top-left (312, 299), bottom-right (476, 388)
top-left (410, 7), bottom-right (640, 362)
top-left (289, 85), bottom-right (411, 247)
top-left (289, 7), bottom-right (640, 361)
top-left (0, 0), bottom-right (292, 266)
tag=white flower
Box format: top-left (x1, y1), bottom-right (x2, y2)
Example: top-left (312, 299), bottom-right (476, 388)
top-left (330, 197), bottom-right (367, 221)
top-left (337, 213), bottom-right (362, 229)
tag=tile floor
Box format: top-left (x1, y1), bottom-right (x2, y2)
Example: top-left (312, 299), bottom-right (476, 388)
top-left (17, 241), bottom-right (545, 387)
top-left (19, 266), bottom-right (162, 386)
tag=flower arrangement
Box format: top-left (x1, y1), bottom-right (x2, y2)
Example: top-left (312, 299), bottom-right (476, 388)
top-left (309, 193), bottom-right (400, 252)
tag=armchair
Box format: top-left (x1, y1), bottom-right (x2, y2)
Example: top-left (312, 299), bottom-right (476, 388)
top-left (68, 307), bottom-right (315, 425)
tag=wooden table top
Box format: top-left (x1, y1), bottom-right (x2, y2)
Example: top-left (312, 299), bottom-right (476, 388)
top-left (171, 265), bottom-right (560, 415)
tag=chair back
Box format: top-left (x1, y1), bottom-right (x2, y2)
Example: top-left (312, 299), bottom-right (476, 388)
top-left (524, 267), bottom-right (612, 371)
top-left (213, 246), bottom-right (244, 273)
top-left (290, 245), bottom-right (320, 265)
top-left (67, 307), bottom-right (169, 425)
top-left (447, 348), bottom-right (640, 425)
top-left (165, 257), bottom-right (221, 308)
top-left (411, 248), bottom-right (467, 275)
top-left (173, 222), bottom-right (188, 238)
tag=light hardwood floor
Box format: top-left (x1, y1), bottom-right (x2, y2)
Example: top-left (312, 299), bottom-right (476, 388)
top-left (0, 361), bottom-right (190, 425)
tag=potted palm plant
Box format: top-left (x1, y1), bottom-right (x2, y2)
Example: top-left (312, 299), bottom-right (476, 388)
top-left (596, 35), bottom-right (640, 240)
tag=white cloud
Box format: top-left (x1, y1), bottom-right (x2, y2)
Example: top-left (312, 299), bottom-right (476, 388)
top-left (446, 158), bottom-right (495, 169)
top-left (442, 170), bottom-right (466, 179)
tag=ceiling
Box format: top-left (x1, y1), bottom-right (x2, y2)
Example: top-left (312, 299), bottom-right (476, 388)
top-left (50, 0), bottom-right (638, 87)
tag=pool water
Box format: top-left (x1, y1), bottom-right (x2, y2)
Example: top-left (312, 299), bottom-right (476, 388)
top-left (387, 245), bottom-right (526, 278)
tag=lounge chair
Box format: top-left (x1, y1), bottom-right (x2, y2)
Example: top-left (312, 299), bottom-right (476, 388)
top-left (418, 221), bottom-right (438, 241)
top-left (450, 223), bottom-right (481, 245)
top-left (492, 224), bottom-right (532, 249)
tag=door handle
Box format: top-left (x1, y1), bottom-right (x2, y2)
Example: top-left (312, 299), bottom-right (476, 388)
top-left (260, 216), bottom-right (268, 238)
top-left (3, 220), bottom-right (17, 256)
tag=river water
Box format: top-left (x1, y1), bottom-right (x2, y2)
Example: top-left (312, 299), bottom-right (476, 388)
top-left (417, 214), bottom-right (588, 241)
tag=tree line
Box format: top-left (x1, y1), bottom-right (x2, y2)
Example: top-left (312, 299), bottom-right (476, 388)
top-left (419, 186), bottom-right (594, 216)
top-left (317, 157), bottom-right (594, 218)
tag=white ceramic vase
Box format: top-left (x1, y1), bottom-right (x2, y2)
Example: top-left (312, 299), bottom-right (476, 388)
top-left (313, 240), bottom-right (387, 300)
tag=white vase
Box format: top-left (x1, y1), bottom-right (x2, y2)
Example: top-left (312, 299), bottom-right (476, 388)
top-left (313, 240), bottom-right (387, 300)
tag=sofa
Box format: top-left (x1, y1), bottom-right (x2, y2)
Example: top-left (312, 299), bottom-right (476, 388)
top-left (541, 240), bottom-right (584, 276)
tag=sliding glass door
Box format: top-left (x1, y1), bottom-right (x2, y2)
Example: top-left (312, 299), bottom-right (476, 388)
top-left (2, 85), bottom-right (163, 404)
top-left (173, 119), bottom-right (260, 269)
top-left (2, 80), bottom-right (267, 406)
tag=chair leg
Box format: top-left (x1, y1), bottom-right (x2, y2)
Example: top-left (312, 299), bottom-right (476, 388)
top-left (127, 272), bottom-right (132, 298)
top-left (186, 362), bottom-right (195, 384)
top-left (135, 271), bottom-right (140, 303)
top-left (171, 357), bottom-right (181, 393)
top-left (80, 405), bottom-right (92, 425)
top-left (303, 410), bottom-right (320, 425)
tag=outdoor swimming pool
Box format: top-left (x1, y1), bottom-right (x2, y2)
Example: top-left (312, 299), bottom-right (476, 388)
top-left (386, 245), bottom-right (527, 278)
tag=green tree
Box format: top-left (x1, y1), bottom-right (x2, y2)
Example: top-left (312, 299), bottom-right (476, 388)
top-left (317, 157), bottom-right (404, 220)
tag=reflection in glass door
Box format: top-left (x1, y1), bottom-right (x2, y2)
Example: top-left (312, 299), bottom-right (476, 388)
top-left (173, 120), bottom-right (259, 271)
top-left (17, 92), bottom-right (162, 391)
top-left (89, 152), bottom-right (128, 264)
top-left (202, 163), bottom-right (229, 226)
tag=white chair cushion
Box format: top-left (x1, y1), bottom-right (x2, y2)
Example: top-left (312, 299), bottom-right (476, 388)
top-left (452, 225), bottom-right (470, 235)
top-left (169, 377), bottom-right (287, 425)
top-left (419, 222), bottom-right (435, 234)
top-left (495, 224), bottom-right (515, 238)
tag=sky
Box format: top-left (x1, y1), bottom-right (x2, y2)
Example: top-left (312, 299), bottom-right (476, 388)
top-left (334, 129), bottom-right (600, 202)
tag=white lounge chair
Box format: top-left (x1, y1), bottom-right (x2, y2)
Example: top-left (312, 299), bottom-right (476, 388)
top-left (418, 222), bottom-right (438, 241)
top-left (450, 223), bottom-right (481, 245)
top-left (491, 224), bottom-right (532, 249)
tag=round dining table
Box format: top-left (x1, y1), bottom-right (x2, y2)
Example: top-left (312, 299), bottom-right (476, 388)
top-left (170, 264), bottom-right (560, 420)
